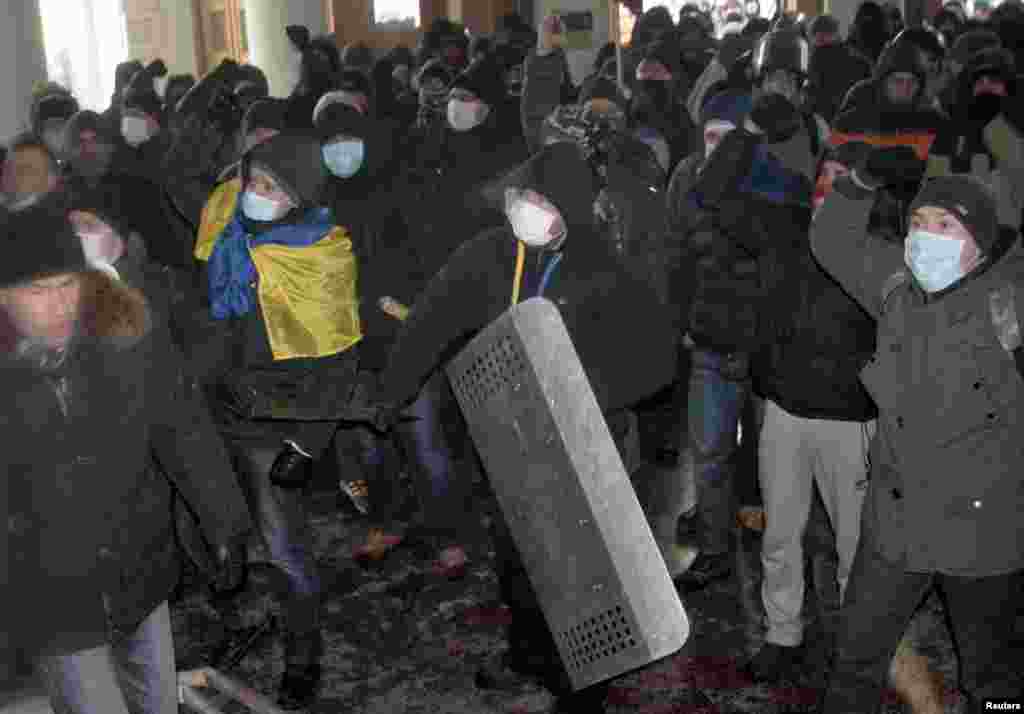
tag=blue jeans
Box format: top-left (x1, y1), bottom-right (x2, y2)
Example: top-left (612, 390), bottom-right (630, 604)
top-left (36, 602), bottom-right (176, 714)
top-left (397, 370), bottom-right (474, 544)
top-left (686, 348), bottom-right (754, 555)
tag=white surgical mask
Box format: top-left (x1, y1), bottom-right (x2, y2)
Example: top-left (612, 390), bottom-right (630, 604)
top-left (904, 229), bottom-right (967, 293)
top-left (241, 191), bottom-right (289, 222)
top-left (322, 139), bottom-right (365, 178)
top-left (447, 99), bottom-right (488, 132)
top-left (507, 199), bottom-right (563, 247)
top-left (121, 115), bottom-right (151, 147)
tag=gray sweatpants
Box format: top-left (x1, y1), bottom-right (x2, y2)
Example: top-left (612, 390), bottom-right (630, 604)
top-left (758, 400), bottom-right (872, 647)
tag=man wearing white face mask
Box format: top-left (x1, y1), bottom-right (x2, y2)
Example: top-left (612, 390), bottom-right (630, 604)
top-left (377, 142), bottom-right (675, 713)
top-left (119, 61), bottom-right (169, 159)
top-left (812, 145), bottom-right (1024, 712)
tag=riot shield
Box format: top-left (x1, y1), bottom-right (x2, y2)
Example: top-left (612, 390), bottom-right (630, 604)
top-left (447, 297), bottom-right (689, 691)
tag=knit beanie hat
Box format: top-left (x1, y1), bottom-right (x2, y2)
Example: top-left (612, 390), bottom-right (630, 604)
top-left (909, 175), bottom-right (1000, 255)
top-left (313, 92), bottom-right (369, 141)
top-left (451, 55), bottom-right (506, 108)
top-left (0, 194), bottom-right (86, 288)
top-left (243, 131), bottom-right (327, 210)
top-left (700, 89), bottom-right (753, 127)
top-left (122, 59), bottom-right (168, 119)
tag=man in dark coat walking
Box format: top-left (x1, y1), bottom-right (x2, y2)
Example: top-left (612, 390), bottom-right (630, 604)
top-left (0, 197), bottom-right (250, 714)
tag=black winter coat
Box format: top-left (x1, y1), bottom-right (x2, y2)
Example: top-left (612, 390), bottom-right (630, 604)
top-left (2, 271), bottom-right (250, 659)
top-left (380, 227), bottom-right (675, 416)
top-left (701, 131), bottom-right (877, 421)
top-left (666, 152), bottom-right (761, 354)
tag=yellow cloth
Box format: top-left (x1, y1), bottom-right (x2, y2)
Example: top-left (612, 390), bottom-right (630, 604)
top-left (249, 226), bottom-right (363, 360)
top-left (194, 177), bottom-right (242, 262)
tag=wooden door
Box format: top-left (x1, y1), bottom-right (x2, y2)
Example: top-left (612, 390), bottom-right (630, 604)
top-left (193, 0), bottom-right (247, 75)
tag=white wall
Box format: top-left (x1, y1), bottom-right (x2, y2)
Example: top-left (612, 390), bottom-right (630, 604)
top-left (0, 0), bottom-right (48, 142)
top-left (536, 0), bottom-right (610, 85)
top-left (244, 0), bottom-right (329, 98)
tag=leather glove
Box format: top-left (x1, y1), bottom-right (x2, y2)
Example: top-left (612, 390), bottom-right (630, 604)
top-left (851, 144), bottom-right (924, 191)
top-left (537, 14), bottom-right (565, 56)
top-left (211, 532), bottom-right (249, 593)
top-left (968, 92), bottom-right (1004, 126)
top-left (746, 93), bottom-right (803, 143)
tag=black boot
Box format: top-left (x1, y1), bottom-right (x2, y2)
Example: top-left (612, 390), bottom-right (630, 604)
top-left (278, 629), bottom-right (323, 710)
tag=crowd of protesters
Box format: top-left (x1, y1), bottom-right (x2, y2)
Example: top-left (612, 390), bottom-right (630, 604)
top-left (2, 1), bottom-right (1023, 711)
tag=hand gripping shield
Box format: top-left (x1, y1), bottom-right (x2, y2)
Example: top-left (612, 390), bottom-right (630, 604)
top-left (447, 297), bottom-right (689, 691)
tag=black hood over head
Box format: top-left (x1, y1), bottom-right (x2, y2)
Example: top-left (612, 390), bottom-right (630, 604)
top-left (958, 46), bottom-right (1017, 105)
top-left (122, 60), bottom-right (168, 121)
top-left (632, 6), bottom-right (675, 49)
top-left (240, 98), bottom-right (290, 139)
top-left (493, 142), bottom-right (597, 234)
top-left (451, 55), bottom-right (507, 109)
top-left (873, 39), bottom-right (928, 104)
top-left (242, 131), bottom-right (327, 211)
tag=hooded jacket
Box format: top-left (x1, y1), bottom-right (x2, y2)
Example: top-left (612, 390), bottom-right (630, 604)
top-left (284, 26), bottom-right (344, 130)
top-left (380, 142), bottom-right (675, 417)
top-left (2, 270), bottom-right (250, 659)
top-left (811, 174), bottom-right (1024, 576)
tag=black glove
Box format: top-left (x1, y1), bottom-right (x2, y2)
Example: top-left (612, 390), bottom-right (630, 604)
top-left (211, 533), bottom-right (249, 593)
top-left (748, 93), bottom-right (803, 143)
top-left (859, 145), bottom-right (924, 190)
top-left (370, 401), bottom-right (404, 434)
top-left (968, 92), bottom-right (1005, 126)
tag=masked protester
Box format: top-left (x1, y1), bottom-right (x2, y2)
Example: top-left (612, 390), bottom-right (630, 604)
top-left (832, 38), bottom-right (947, 235)
top-left (632, 34), bottom-right (698, 169)
top-left (63, 109), bottom-right (194, 274)
top-left (692, 106), bottom-right (878, 687)
top-left (0, 135), bottom-right (61, 211)
top-left (939, 29), bottom-right (1002, 113)
top-left (813, 145), bottom-right (1024, 713)
top-left (404, 54), bottom-right (527, 287)
top-left (804, 14), bottom-right (873, 123)
top-left (101, 59), bottom-right (144, 135)
top-left (30, 84), bottom-right (79, 163)
top-left (118, 60), bottom-right (171, 174)
top-left (0, 197), bottom-right (250, 714)
top-left (671, 32), bottom-right (827, 595)
top-left (200, 131), bottom-right (361, 710)
top-left (374, 141), bottom-right (675, 714)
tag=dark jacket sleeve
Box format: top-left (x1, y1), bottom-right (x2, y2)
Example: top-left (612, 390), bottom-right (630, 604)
top-left (162, 116), bottom-right (232, 233)
top-left (380, 232), bottom-right (509, 405)
top-left (691, 129), bottom-right (760, 209)
top-left (664, 154), bottom-right (704, 335)
top-left (521, 50), bottom-right (572, 154)
top-left (810, 177), bottom-right (904, 319)
top-left (148, 322), bottom-right (250, 547)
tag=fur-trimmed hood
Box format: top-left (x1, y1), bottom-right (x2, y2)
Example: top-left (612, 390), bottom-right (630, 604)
top-left (0, 269), bottom-right (153, 357)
